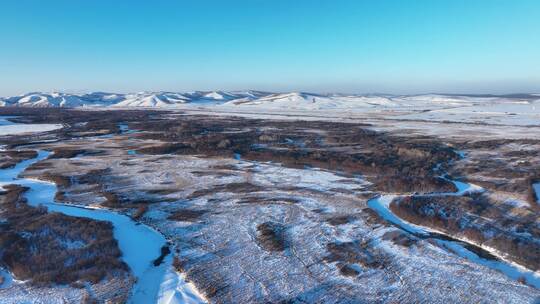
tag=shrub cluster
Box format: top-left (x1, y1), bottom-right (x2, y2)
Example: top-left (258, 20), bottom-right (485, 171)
top-left (0, 150), bottom-right (38, 169)
top-left (135, 115), bottom-right (459, 193)
top-left (391, 195), bottom-right (540, 271)
top-left (256, 222), bottom-right (287, 252)
top-left (0, 185), bottom-right (129, 286)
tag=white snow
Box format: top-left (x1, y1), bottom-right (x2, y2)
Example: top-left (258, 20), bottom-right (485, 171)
top-left (223, 92), bottom-right (400, 110)
top-left (367, 195), bottom-right (428, 235)
top-left (450, 180), bottom-right (484, 196)
top-left (0, 116), bottom-right (62, 136)
top-left (0, 91), bottom-right (265, 108)
top-left (398, 99), bottom-right (540, 126)
top-left (2, 91), bottom-right (538, 120)
top-left (2, 91), bottom-right (539, 129)
top-left (239, 161), bottom-right (370, 192)
top-left (113, 92), bottom-right (190, 107)
top-left (15, 92), bottom-right (85, 107)
top-left (156, 255), bottom-right (207, 304)
top-left (436, 240), bottom-right (540, 289)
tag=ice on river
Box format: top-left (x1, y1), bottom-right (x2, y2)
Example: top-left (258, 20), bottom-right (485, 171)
top-left (367, 178), bottom-right (540, 289)
top-left (533, 183), bottom-right (540, 204)
top-left (367, 195), bottom-right (428, 235)
top-left (0, 150), bottom-right (206, 303)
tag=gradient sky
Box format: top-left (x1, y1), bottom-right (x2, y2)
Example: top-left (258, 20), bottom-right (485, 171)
top-left (1, 0), bottom-right (539, 96)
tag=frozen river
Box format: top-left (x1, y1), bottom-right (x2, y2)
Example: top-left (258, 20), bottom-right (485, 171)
top-left (367, 180), bottom-right (540, 288)
top-left (0, 150), bottom-right (206, 303)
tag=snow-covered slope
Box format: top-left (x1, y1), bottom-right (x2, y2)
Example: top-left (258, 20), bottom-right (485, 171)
top-left (224, 92), bottom-right (401, 110)
top-left (1, 92), bottom-right (126, 107)
top-left (2, 92), bottom-right (87, 107)
top-left (0, 91), bottom-right (271, 108)
top-left (113, 92), bottom-right (191, 107)
top-left (223, 92), bottom-right (540, 112)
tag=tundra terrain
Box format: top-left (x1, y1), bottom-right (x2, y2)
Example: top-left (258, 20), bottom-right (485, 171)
top-left (0, 107), bottom-right (538, 304)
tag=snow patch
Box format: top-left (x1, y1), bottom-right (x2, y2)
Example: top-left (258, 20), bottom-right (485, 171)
top-left (0, 116), bottom-right (62, 136)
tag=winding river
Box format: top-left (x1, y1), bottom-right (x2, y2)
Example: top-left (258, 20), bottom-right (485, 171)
top-left (0, 150), bottom-right (206, 303)
top-left (367, 179), bottom-right (540, 288)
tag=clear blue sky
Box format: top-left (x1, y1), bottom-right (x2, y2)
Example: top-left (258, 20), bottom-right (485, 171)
top-left (1, 0), bottom-right (539, 95)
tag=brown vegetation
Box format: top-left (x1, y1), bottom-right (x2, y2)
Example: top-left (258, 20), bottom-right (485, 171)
top-left (2, 109), bottom-right (464, 196)
top-left (49, 148), bottom-right (86, 159)
top-left (256, 222), bottom-right (286, 251)
top-left (0, 184), bottom-right (129, 286)
top-left (132, 115), bottom-right (459, 193)
top-left (0, 150), bottom-right (38, 169)
top-left (382, 230), bottom-right (417, 247)
top-left (153, 245), bottom-right (171, 266)
top-left (172, 256), bottom-right (185, 273)
top-left (324, 239), bottom-right (390, 270)
top-left (526, 177), bottom-right (540, 211)
top-left (236, 196), bottom-right (300, 205)
top-left (325, 215), bottom-right (357, 226)
top-left (41, 172), bottom-right (72, 187)
top-left (391, 195), bottom-right (540, 271)
top-left (132, 205), bottom-right (148, 220)
top-left (168, 209), bottom-right (207, 222)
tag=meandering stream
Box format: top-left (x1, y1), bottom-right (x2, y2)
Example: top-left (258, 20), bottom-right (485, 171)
top-left (0, 150), bottom-right (206, 303)
top-left (367, 179), bottom-right (540, 288)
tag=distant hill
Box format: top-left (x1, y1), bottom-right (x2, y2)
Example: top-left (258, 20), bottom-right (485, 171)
top-left (1, 91), bottom-right (538, 109)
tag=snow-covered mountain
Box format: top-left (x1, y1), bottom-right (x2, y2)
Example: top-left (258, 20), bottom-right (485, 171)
top-left (1, 92), bottom-right (87, 107)
top-left (224, 92), bottom-right (540, 111)
top-left (0, 91), bottom-right (538, 110)
top-left (224, 92), bottom-right (402, 110)
top-left (0, 91), bottom-right (268, 108)
top-left (0, 92), bottom-right (127, 107)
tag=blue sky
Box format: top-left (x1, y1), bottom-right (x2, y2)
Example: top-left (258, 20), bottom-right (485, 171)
top-left (1, 0), bottom-right (539, 95)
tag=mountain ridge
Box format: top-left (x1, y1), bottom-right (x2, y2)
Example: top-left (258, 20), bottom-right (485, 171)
top-left (1, 91), bottom-right (538, 109)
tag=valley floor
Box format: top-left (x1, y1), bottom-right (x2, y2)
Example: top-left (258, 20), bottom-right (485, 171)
top-left (0, 106), bottom-right (538, 303)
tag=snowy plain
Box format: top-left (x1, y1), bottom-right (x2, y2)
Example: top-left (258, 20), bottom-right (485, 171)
top-left (0, 116), bottom-right (62, 136)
